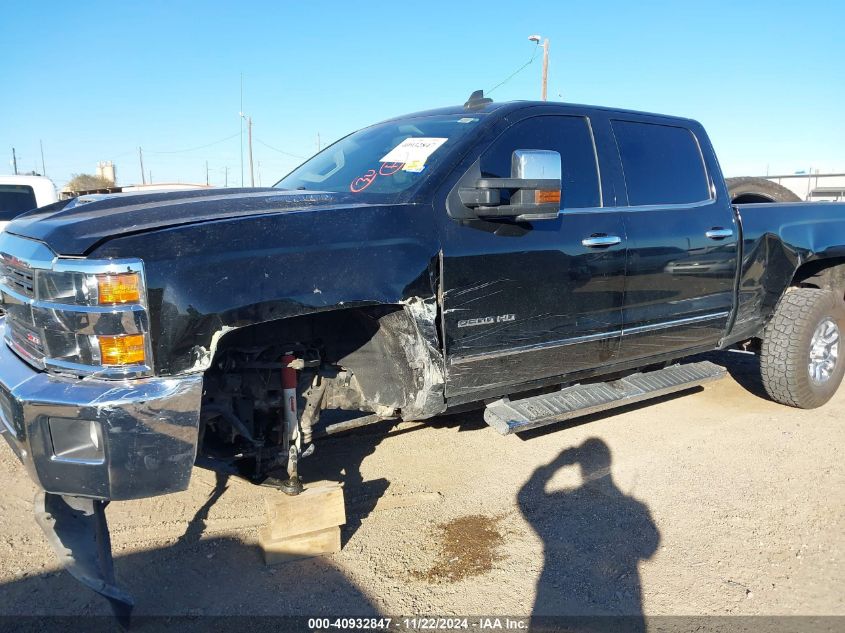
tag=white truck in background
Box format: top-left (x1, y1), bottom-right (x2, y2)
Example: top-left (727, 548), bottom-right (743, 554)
top-left (0, 175), bottom-right (58, 232)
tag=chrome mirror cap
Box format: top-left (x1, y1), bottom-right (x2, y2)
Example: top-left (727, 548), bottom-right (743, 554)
top-left (511, 149), bottom-right (562, 181)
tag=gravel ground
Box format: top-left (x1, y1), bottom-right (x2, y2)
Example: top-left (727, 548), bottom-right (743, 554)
top-left (0, 351), bottom-right (842, 627)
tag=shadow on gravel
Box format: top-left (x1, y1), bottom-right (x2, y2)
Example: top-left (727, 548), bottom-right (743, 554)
top-left (701, 350), bottom-right (770, 400)
top-left (302, 418), bottom-right (398, 546)
top-left (0, 525), bottom-right (379, 632)
top-left (518, 438), bottom-right (660, 633)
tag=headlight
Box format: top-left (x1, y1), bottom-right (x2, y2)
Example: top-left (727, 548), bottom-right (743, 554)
top-left (35, 263), bottom-right (146, 307)
top-left (97, 273), bottom-right (142, 305)
top-left (0, 233), bottom-right (152, 379)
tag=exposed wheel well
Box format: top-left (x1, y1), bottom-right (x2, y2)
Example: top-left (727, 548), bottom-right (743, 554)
top-left (195, 303), bottom-right (445, 479)
top-left (212, 305), bottom-right (402, 366)
top-left (207, 302), bottom-right (445, 420)
top-left (792, 259), bottom-right (845, 297)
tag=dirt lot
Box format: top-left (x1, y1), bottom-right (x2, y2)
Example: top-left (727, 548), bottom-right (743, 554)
top-left (0, 351), bottom-right (842, 626)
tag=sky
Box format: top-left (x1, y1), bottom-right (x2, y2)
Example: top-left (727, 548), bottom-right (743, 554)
top-left (1, 0), bottom-right (843, 189)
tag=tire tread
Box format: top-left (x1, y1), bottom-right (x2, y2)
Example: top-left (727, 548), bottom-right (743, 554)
top-left (760, 287), bottom-right (843, 408)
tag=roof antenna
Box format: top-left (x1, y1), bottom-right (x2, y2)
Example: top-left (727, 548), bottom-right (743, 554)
top-left (464, 89), bottom-right (493, 111)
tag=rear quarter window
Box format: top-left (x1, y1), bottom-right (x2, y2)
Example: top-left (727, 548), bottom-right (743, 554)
top-left (611, 120), bottom-right (710, 206)
top-left (0, 185), bottom-right (38, 221)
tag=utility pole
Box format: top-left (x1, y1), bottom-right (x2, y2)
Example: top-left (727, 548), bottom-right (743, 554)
top-left (240, 74), bottom-right (244, 187)
top-left (317, 132), bottom-right (321, 153)
top-left (138, 147), bottom-right (146, 184)
top-left (541, 38), bottom-right (550, 101)
top-left (39, 140), bottom-right (46, 176)
top-left (205, 161), bottom-right (210, 186)
top-left (246, 115), bottom-right (255, 187)
top-left (11, 147), bottom-right (18, 175)
top-left (224, 166), bottom-right (229, 187)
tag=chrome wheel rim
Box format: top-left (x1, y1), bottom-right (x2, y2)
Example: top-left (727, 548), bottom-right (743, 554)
top-left (808, 318), bottom-right (840, 384)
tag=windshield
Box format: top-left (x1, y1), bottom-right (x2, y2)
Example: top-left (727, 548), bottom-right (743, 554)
top-left (0, 185), bottom-right (38, 221)
top-left (275, 114), bottom-right (484, 198)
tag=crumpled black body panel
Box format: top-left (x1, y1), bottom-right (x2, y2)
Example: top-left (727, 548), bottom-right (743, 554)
top-left (90, 200), bottom-right (441, 377)
top-left (727, 202), bottom-right (845, 343)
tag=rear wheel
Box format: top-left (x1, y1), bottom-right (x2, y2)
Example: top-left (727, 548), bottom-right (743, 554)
top-left (760, 288), bottom-right (845, 408)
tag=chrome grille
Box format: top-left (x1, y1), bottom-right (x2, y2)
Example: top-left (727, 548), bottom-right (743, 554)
top-left (6, 320), bottom-right (45, 365)
top-left (2, 261), bottom-right (35, 298)
top-left (0, 232), bottom-right (152, 379)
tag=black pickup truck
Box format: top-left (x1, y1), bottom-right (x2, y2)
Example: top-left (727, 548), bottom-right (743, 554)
top-left (1, 94), bottom-right (844, 616)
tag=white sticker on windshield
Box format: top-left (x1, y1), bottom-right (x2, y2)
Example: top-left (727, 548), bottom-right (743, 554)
top-left (380, 137), bottom-right (448, 171)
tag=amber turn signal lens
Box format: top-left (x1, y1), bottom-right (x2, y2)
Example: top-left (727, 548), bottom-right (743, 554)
top-left (97, 273), bottom-right (141, 304)
top-left (535, 189), bottom-right (561, 204)
top-left (98, 334), bottom-right (146, 366)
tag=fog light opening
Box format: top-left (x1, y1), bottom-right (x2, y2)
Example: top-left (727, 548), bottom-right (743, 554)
top-left (48, 418), bottom-right (105, 464)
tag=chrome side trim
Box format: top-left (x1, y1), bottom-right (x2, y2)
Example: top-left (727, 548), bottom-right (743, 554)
top-left (622, 311), bottom-right (729, 336)
top-left (450, 329), bottom-right (622, 365)
top-left (584, 116), bottom-right (604, 208)
top-left (449, 312), bottom-right (730, 365)
top-left (561, 198), bottom-right (717, 216)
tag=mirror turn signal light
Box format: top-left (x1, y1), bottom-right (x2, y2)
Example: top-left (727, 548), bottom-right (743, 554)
top-left (97, 273), bottom-right (141, 305)
top-left (98, 334), bottom-right (146, 366)
top-left (534, 189), bottom-right (561, 204)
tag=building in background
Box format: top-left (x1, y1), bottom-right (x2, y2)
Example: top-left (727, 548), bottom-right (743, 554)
top-left (60, 160), bottom-right (212, 199)
top-left (96, 161), bottom-right (117, 184)
top-left (761, 172), bottom-right (845, 201)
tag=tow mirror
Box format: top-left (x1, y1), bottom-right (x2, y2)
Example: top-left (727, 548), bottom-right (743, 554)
top-left (458, 150), bottom-right (562, 221)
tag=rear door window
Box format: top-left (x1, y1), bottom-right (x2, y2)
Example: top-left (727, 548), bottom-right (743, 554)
top-left (0, 185), bottom-right (38, 221)
top-left (481, 115), bottom-right (601, 209)
top-left (611, 120), bottom-right (710, 206)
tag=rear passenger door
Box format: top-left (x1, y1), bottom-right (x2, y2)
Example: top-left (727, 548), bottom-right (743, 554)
top-left (610, 118), bottom-right (739, 362)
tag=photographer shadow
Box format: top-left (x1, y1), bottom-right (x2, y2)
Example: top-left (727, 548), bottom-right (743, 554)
top-left (518, 438), bottom-right (660, 632)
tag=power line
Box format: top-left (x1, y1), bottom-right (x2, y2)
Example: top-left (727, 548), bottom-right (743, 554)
top-left (487, 45), bottom-right (540, 95)
top-left (254, 137), bottom-right (307, 160)
top-left (146, 132), bottom-right (240, 155)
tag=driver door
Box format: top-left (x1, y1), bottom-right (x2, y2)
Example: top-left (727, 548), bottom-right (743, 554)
top-left (439, 114), bottom-right (627, 398)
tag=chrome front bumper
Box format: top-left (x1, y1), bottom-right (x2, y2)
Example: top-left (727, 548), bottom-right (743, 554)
top-left (0, 318), bottom-right (203, 500)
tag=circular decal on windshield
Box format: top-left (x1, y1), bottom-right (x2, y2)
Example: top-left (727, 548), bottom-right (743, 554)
top-left (350, 169), bottom-right (378, 193)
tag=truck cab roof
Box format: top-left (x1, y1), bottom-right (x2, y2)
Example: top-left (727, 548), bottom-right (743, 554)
top-left (387, 98), bottom-right (701, 127)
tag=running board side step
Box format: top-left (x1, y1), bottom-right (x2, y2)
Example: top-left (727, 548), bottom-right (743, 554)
top-left (483, 360), bottom-right (726, 435)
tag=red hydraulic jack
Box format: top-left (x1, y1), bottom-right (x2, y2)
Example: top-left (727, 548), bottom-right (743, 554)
top-left (279, 354), bottom-right (304, 495)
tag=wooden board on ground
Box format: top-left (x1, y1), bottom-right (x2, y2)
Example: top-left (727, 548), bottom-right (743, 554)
top-left (258, 525), bottom-right (341, 565)
top-left (258, 481), bottom-right (346, 565)
top-left (263, 481), bottom-right (346, 541)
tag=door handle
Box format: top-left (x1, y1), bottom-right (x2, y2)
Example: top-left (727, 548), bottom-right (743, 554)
top-left (705, 228), bottom-right (734, 240)
top-left (582, 235), bottom-right (622, 248)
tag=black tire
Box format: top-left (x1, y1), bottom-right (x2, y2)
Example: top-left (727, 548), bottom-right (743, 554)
top-left (726, 176), bottom-right (802, 204)
top-left (760, 288), bottom-right (845, 408)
